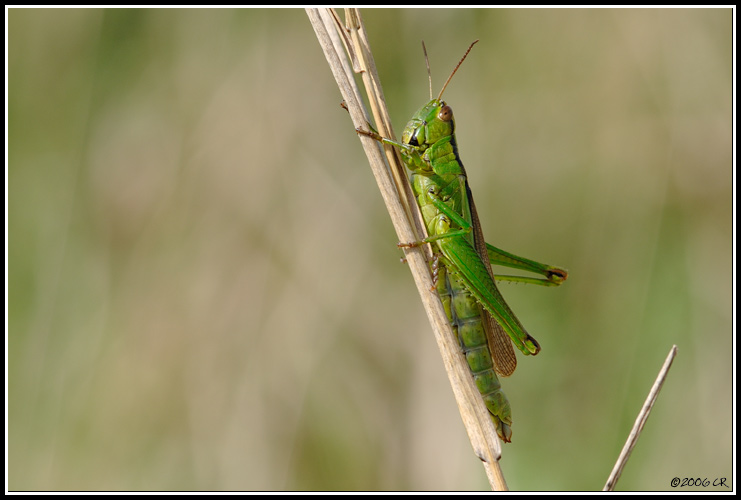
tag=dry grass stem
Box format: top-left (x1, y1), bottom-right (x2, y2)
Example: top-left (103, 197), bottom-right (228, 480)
top-left (306, 7), bottom-right (507, 491)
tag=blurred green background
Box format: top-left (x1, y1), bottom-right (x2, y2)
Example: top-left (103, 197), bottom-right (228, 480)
top-left (8, 8), bottom-right (732, 491)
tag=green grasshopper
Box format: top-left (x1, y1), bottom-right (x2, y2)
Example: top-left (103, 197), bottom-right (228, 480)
top-left (357, 40), bottom-right (568, 442)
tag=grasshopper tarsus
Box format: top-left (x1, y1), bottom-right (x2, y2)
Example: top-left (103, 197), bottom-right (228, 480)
top-left (548, 268), bottom-right (569, 283)
top-left (397, 240), bottom-right (422, 249)
top-left (430, 253), bottom-right (442, 291)
top-left (355, 126), bottom-right (382, 141)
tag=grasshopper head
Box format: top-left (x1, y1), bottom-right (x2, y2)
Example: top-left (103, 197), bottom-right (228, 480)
top-left (401, 99), bottom-right (455, 149)
top-left (402, 40), bottom-right (476, 152)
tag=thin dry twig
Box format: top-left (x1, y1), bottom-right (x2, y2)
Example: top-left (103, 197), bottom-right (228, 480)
top-left (603, 345), bottom-right (679, 491)
top-left (306, 8), bottom-right (507, 491)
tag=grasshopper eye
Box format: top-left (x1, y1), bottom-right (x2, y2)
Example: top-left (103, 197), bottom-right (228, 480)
top-left (438, 105), bottom-right (453, 122)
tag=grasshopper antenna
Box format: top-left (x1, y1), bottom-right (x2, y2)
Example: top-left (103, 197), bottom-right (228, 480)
top-left (422, 41), bottom-right (433, 100)
top-left (437, 39), bottom-right (479, 101)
